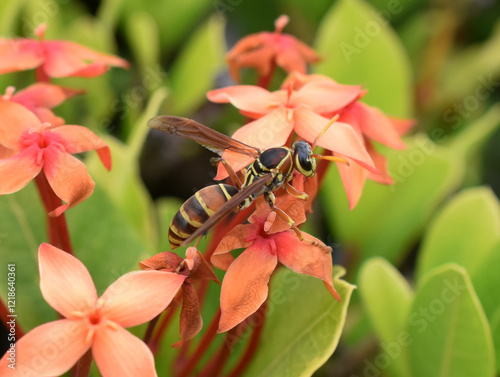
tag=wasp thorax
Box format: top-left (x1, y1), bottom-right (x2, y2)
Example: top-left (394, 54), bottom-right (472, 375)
top-left (292, 141), bottom-right (316, 177)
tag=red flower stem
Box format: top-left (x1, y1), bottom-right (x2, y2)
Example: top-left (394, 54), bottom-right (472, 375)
top-left (176, 309), bottom-right (221, 377)
top-left (0, 299), bottom-right (24, 339)
top-left (143, 314), bottom-right (160, 344)
top-left (35, 66), bottom-right (50, 83)
top-left (34, 172), bottom-right (74, 255)
top-left (225, 299), bottom-right (268, 377)
top-left (149, 305), bottom-right (178, 354)
top-left (256, 61), bottom-right (276, 90)
top-left (71, 349), bottom-right (93, 377)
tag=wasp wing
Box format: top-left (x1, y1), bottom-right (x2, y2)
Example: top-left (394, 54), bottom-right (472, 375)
top-left (180, 174), bottom-right (274, 247)
top-left (148, 115), bottom-right (261, 158)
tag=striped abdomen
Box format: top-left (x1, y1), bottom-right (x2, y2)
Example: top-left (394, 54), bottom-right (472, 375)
top-left (168, 184), bottom-right (238, 249)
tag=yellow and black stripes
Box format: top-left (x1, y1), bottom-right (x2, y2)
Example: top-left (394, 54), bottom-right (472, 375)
top-left (168, 184), bottom-right (238, 249)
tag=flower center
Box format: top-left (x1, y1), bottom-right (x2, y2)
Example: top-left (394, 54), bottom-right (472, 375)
top-left (18, 124), bottom-right (67, 164)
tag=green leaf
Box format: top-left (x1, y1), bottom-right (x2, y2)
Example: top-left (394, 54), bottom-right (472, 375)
top-left (167, 15), bottom-right (226, 115)
top-left (0, 0), bottom-right (26, 35)
top-left (358, 258), bottom-right (413, 377)
top-left (417, 187), bottom-right (500, 279)
top-left (124, 11), bottom-right (160, 73)
top-left (408, 264), bottom-right (495, 377)
top-left (322, 135), bottom-right (464, 274)
top-left (242, 266), bottom-right (355, 377)
top-left (314, 0), bottom-right (413, 117)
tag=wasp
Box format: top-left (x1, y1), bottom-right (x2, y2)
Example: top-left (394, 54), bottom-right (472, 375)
top-left (147, 115), bottom-right (347, 249)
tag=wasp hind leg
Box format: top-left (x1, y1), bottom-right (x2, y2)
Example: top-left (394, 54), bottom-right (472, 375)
top-left (211, 157), bottom-right (243, 190)
top-left (284, 182), bottom-right (309, 201)
top-left (264, 193), bottom-right (330, 252)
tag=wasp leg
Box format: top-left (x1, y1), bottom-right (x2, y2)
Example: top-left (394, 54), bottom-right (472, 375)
top-left (284, 182), bottom-right (309, 201)
top-left (212, 158), bottom-right (243, 190)
top-left (264, 193), bottom-right (330, 251)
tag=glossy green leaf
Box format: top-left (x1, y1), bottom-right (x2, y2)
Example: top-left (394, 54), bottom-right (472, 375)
top-left (242, 266), bottom-right (355, 377)
top-left (359, 258), bottom-right (413, 377)
top-left (408, 264), bottom-right (495, 377)
top-left (417, 187), bottom-right (500, 279)
top-left (167, 15), bottom-right (226, 115)
top-left (322, 135), bottom-right (464, 274)
top-left (314, 0), bottom-right (413, 117)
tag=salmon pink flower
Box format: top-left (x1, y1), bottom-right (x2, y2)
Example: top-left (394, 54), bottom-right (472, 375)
top-left (0, 243), bottom-right (186, 377)
top-left (2, 83), bottom-right (82, 126)
top-left (212, 212), bottom-right (340, 333)
top-left (226, 15), bottom-right (320, 82)
top-left (207, 81), bottom-right (377, 180)
top-left (0, 99), bottom-right (111, 216)
top-left (140, 247), bottom-right (219, 347)
top-left (0, 24), bottom-right (129, 78)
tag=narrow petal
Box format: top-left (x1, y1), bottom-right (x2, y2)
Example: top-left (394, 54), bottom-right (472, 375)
top-left (229, 44), bottom-right (275, 81)
top-left (93, 324), bottom-right (157, 377)
top-left (139, 251), bottom-right (183, 272)
top-left (39, 243), bottom-right (98, 317)
top-left (43, 41), bottom-right (129, 78)
top-left (0, 38), bottom-right (44, 74)
top-left (172, 281), bottom-right (202, 348)
top-left (391, 117), bottom-right (415, 136)
top-left (336, 155), bottom-right (367, 210)
top-left (12, 83), bottom-right (83, 109)
top-left (51, 126), bottom-right (111, 170)
top-left (365, 141), bottom-right (393, 185)
top-left (0, 99), bottom-right (41, 149)
top-left (293, 107), bottom-right (378, 173)
top-left (0, 147), bottom-right (42, 195)
top-left (276, 231), bottom-right (340, 301)
top-left (215, 108), bottom-right (293, 180)
top-left (292, 81), bottom-right (361, 115)
top-left (218, 244), bottom-right (277, 332)
top-left (207, 85), bottom-right (276, 117)
top-left (275, 42), bottom-right (308, 75)
top-left (100, 271), bottom-right (185, 328)
top-left (0, 319), bottom-right (89, 377)
top-left (188, 248), bottom-right (220, 283)
top-left (30, 107), bottom-right (65, 127)
top-left (42, 149), bottom-right (95, 216)
top-left (211, 223), bottom-right (255, 270)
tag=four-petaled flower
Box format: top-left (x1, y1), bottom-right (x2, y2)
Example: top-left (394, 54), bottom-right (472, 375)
top-left (212, 209), bottom-right (340, 333)
top-left (226, 15), bottom-right (320, 82)
top-left (0, 24), bottom-right (129, 79)
top-left (0, 100), bottom-right (111, 216)
top-left (0, 243), bottom-right (186, 377)
top-left (139, 247), bottom-right (219, 347)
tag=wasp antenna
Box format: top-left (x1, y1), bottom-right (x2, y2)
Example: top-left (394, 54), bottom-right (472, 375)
top-left (312, 114), bottom-right (340, 150)
top-left (312, 154), bottom-right (350, 166)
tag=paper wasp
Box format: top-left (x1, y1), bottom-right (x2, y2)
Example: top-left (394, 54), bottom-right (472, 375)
top-left (148, 115), bottom-right (347, 249)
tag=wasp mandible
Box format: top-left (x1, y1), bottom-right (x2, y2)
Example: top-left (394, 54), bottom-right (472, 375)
top-left (147, 115), bottom-right (347, 249)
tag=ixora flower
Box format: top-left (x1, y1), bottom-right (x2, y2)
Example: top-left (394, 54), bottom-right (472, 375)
top-left (139, 247), bottom-right (219, 348)
top-left (0, 100), bottom-right (111, 216)
top-left (207, 81), bottom-right (377, 180)
top-left (0, 243), bottom-right (186, 377)
top-left (212, 209), bottom-right (340, 333)
top-left (283, 72), bottom-right (415, 208)
top-left (226, 15), bottom-right (320, 82)
top-left (2, 83), bottom-right (82, 127)
top-left (0, 24), bottom-right (129, 79)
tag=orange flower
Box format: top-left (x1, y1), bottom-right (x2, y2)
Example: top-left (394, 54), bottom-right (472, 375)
top-left (2, 83), bottom-right (82, 126)
top-left (140, 247), bottom-right (219, 347)
top-left (226, 15), bottom-right (320, 82)
top-left (212, 211), bottom-right (340, 333)
top-left (0, 243), bottom-right (186, 377)
top-left (0, 100), bottom-right (111, 216)
top-left (0, 24), bottom-right (129, 78)
top-left (207, 81), bottom-right (377, 180)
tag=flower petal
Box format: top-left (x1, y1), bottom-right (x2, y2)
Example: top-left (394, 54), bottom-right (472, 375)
top-left (218, 244), bottom-right (277, 332)
top-left (42, 149), bottom-right (95, 216)
top-left (207, 85), bottom-right (276, 117)
top-left (0, 319), bottom-right (89, 377)
top-left (188, 248), bottom-right (219, 283)
top-left (292, 81), bottom-right (360, 115)
top-left (39, 243), bottom-right (98, 317)
top-left (365, 141), bottom-right (393, 185)
top-left (0, 38), bottom-right (44, 74)
top-left (0, 99), bottom-right (41, 149)
top-left (139, 251), bottom-right (183, 272)
top-left (293, 107), bottom-right (378, 173)
top-left (93, 324), bottom-right (157, 377)
top-left (336, 155), bottom-right (367, 210)
top-left (172, 281), bottom-right (202, 348)
top-left (391, 117), bottom-right (415, 136)
top-left (100, 271), bottom-right (185, 328)
top-left (12, 83), bottom-right (82, 110)
top-left (43, 41), bottom-right (129, 78)
top-left (0, 147), bottom-right (42, 195)
top-left (29, 107), bottom-right (65, 127)
top-left (0, 144), bottom-right (16, 159)
top-left (51, 125), bottom-right (111, 170)
top-left (276, 231), bottom-right (340, 301)
top-left (215, 108), bottom-right (293, 180)
top-left (211, 223), bottom-right (255, 270)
